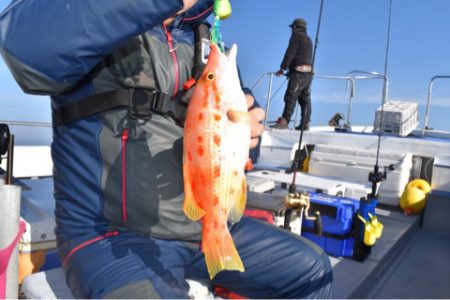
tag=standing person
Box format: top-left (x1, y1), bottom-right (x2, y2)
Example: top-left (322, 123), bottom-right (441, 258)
top-left (273, 18), bottom-right (314, 130)
top-left (0, 1), bottom-right (332, 298)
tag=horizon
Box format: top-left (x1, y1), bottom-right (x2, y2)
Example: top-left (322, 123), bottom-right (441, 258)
top-left (1, 0), bottom-right (449, 136)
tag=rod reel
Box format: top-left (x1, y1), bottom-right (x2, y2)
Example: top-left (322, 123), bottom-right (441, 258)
top-left (0, 123), bottom-right (14, 184)
top-left (0, 124), bottom-right (10, 160)
top-left (284, 191), bottom-right (322, 236)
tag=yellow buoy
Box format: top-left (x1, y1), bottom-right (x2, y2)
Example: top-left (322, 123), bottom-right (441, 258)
top-left (400, 186), bottom-right (426, 215)
top-left (407, 178), bottom-right (431, 194)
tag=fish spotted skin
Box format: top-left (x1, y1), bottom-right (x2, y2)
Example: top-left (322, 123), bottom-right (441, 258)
top-left (183, 43), bottom-right (250, 279)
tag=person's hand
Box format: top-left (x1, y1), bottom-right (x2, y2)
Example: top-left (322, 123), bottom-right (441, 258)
top-left (246, 94), bottom-right (265, 149)
top-left (227, 95), bottom-right (265, 149)
top-left (178, 0), bottom-right (199, 14)
top-left (275, 69), bottom-right (285, 77)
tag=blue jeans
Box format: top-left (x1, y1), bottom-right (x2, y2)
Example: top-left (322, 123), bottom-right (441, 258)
top-left (64, 217), bottom-right (333, 298)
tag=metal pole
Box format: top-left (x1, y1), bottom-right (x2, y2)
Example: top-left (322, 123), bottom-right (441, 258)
top-left (422, 75), bottom-right (450, 136)
top-left (6, 135), bottom-right (14, 185)
top-left (264, 73), bottom-right (274, 128)
top-left (0, 120), bottom-right (52, 128)
top-left (0, 184), bottom-right (22, 299)
top-left (346, 78), bottom-right (356, 126)
top-left (251, 73), bottom-right (269, 92)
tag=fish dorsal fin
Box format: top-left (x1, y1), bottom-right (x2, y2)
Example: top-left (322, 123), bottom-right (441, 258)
top-left (228, 175), bottom-right (247, 224)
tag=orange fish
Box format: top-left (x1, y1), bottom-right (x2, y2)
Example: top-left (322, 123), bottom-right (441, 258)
top-left (183, 43), bottom-right (250, 279)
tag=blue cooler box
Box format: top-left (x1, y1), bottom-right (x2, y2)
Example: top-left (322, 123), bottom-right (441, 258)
top-left (302, 192), bottom-right (360, 257)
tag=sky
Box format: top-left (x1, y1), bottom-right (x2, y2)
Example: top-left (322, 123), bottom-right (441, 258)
top-left (0, 0), bottom-right (449, 144)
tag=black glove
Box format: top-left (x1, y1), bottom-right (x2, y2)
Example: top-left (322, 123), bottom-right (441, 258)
top-left (275, 69), bottom-right (285, 77)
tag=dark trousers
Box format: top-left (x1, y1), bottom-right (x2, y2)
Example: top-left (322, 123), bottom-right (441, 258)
top-left (64, 217), bottom-right (333, 299)
top-left (282, 71), bottom-right (313, 126)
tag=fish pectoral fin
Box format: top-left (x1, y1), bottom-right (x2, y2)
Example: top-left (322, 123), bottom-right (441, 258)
top-left (228, 176), bottom-right (247, 224)
top-left (183, 168), bottom-right (205, 221)
top-left (227, 109), bottom-right (249, 123)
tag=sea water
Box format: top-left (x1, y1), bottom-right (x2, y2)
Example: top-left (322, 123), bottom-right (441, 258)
top-left (3, 102), bottom-right (449, 146)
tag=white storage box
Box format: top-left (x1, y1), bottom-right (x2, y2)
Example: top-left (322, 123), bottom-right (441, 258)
top-left (246, 176), bottom-right (276, 193)
top-left (431, 156), bottom-right (450, 197)
top-left (309, 144), bottom-right (413, 205)
top-left (256, 139), bottom-right (304, 170)
top-left (247, 170), bottom-right (360, 197)
top-left (257, 145), bottom-right (295, 169)
top-left (373, 100), bottom-right (419, 137)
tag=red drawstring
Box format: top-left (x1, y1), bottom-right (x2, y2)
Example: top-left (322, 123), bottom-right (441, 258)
top-left (121, 128), bottom-right (129, 222)
top-left (63, 231), bottom-right (119, 267)
top-left (163, 23), bottom-right (180, 98)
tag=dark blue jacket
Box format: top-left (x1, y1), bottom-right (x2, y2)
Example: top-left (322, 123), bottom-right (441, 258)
top-left (1, 0), bottom-right (219, 260)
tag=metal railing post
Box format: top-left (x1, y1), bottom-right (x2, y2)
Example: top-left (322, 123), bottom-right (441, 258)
top-left (422, 75), bottom-right (450, 136)
top-left (347, 70), bottom-right (389, 126)
top-left (346, 77), bottom-right (356, 125)
top-left (251, 73), bottom-right (269, 92)
top-left (264, 73), bottom-right (275, 128)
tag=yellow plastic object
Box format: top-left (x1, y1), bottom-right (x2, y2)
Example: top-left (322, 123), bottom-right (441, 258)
top-left (400, 186), bottom-right (427, 215)
top-left (214, 0), bottom-right (231, 20)
top-left (302, 155), bottom-right (310, 173)
top-left (357, 215), bottom-right (376, 246)
top-left (18, 250), bottom-right (46, 284)
top-left (407, 178), bottom-right (431, 194)
top-left (368, 213), bottom-right (383, 239)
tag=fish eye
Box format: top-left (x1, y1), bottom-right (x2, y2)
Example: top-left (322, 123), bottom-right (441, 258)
top-left (206, 72), bottom-right (215, 81)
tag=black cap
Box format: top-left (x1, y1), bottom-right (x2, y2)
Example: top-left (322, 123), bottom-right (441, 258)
top-left (290, 18), bottom-right (307, 28)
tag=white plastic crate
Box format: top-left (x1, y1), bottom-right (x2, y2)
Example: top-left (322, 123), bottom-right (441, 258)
top-left (373, 100), bottom-right (419, 137)
top-left (309, 144), bottom-right (413, 206)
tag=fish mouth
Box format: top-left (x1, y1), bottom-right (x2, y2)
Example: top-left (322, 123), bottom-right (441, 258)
top-left (226, 44), bottom-right (237, 60)
top-left (210, 43), bottom-right (237, 61)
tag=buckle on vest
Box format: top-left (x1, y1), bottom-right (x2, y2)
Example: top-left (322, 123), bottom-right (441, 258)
top-left (128, 89), bottom-right (161, 120)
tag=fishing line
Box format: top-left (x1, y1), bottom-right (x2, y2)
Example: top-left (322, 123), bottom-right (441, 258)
top-left (210, 0), bottom-right (231, 52)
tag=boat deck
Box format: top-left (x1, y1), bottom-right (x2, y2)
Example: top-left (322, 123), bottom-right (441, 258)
top-left (332, 205), bottom-right (420, 298)
top-left (17, 177), bottom-right (450, 299)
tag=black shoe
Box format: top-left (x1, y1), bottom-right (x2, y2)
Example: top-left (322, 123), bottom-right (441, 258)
top-left (295, 123), bottom-right (310, 131)
top-left (271, 117), bottom-right (289, 129)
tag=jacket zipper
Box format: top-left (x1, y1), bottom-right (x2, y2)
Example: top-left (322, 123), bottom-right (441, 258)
top-left (163, 23), bottom-right (179, 98)
top-left (121, 127), bottom-right (129, 222)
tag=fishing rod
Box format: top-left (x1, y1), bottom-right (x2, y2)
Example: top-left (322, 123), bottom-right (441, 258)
top-left (284, 0), bottom-right (325, 235)
top-left (369, 0), bottom-right (393, 199)
top-left (311, 0), bottom-right (325, 71)
top-left (288, 0), bottom-right (324, 193)
top-left (353, 0), bottom-right (394, 262)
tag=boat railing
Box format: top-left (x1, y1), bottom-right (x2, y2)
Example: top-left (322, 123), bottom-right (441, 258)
top-left (0, 120), bottom-right (52, 128)
top-left (422, 75), bottom-right (450, 136)
top-left (251, 72), bottom-right (288, 127)
top-left (252, 71), bottom-right (390, 128)
top-left (346, 70), bottom-right (389, 127)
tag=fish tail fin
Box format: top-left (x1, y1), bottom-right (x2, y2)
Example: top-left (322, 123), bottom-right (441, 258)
top-left (203, 230), bottom-right (244, 279)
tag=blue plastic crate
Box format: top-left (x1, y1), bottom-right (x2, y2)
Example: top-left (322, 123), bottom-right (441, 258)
top-left (302, 192), bottom-right (360, 257)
